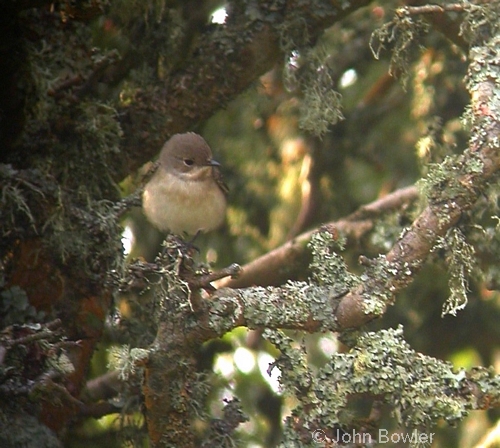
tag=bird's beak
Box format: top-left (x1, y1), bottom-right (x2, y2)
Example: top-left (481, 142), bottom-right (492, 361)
top-left (207, 159), bottom-right (221, 167)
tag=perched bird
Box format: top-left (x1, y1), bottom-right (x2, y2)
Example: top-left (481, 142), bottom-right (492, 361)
top-left (142, 132), bottom-right (227, 236)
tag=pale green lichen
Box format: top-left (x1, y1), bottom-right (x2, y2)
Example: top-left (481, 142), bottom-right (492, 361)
top-left (278, 326), bottom-right (479, 447)
top-left (263, 329), bottom-right (312, 397)
top-left (417, 150), bottom-right (484, 232)
top-left (279, 16), bottom-right (344, 136)
top-left (460, 2), bottom-right (500, 45)
top-left (308, 230), bottom-right (357, 293)
top-left (432, 228), bottom-right (476, 316)
top-left (370, 213), bottom-right (406, 252)
top-left (417, 155), bottom-right (464, 203)
top-left (46, 352), bottom-right (75, 376)
top-left (233, 281), bottom-right (337, 332)
top-left (108, 345), bottom-right (149, 381)
top-left (358, 254), bottom-right (397, 316)
top-left (362, 293), bottom-right (388, 316)
top-left (370, 7), bottom-right (430, 86)
top-left (0, 281), bottom-right (45, 326)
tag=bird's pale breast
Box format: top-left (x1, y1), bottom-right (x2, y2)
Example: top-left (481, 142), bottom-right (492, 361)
top-left (142, 170), bottom-right (226, 235)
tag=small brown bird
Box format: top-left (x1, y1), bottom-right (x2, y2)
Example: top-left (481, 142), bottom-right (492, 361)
top-left (142, 133), bottom-right (228, 235)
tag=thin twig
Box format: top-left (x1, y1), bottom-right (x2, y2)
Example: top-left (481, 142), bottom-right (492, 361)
top-left (398, 4), bottom-right (473, 16)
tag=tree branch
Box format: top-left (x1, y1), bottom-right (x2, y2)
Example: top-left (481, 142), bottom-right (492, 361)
top-left (217, 185), bottom-right (419, 288)
top-left (117, 0), bottom-right (373, 179)
top-left (211, 33), bottom-right (500, 332)
top-left (336, 34), bottom-right (500, 329)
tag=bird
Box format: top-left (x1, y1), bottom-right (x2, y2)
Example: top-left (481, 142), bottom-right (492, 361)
top-left (142, 132), bottom-right (228, 236)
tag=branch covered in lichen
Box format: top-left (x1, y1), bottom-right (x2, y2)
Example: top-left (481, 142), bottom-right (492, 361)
top-left (271, 326), bottom-right (500, 446)
top-left (336, 32), bottom-right (500, 329)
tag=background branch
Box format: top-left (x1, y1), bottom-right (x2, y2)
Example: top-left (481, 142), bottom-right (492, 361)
top-left (117, 0), bottom-right (373, 178)
top-left (217, 185), bottom-right (418, 288)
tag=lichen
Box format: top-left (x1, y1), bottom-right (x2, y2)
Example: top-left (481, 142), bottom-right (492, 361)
top-left (357, 254), bottom-right (399, 315)
top-left (0, 279), bottom-right (45, 326)
top-left (370, 213), bottom-right (407, 252)
top-left (432, 227), bottom-right (476, 316)
top-left (263, 329), bottom-right (312, 397)
top-left (298, 45), bottom-right (344, 135)
top-left (277, 326), bottom-right (478, 447)
top-left (308, 230), bottom-right (357, 293)
top-left (460, 2), bottom-right (500, 46)
top-left (370, 7), bottom-right (430, 86)
top-left (278, 14), bottom-right (344, 136)
top-left (109, 344), bottom-right (148, 380)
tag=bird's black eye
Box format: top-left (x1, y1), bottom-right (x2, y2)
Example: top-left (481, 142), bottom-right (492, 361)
top-left (184, 158), bottom-right (194, 166)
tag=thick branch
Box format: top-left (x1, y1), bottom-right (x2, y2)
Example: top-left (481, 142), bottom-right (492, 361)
top-left (117, 0), bottom-right (373, 179)
top-left (205, 283), bottom-right (339, 336)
